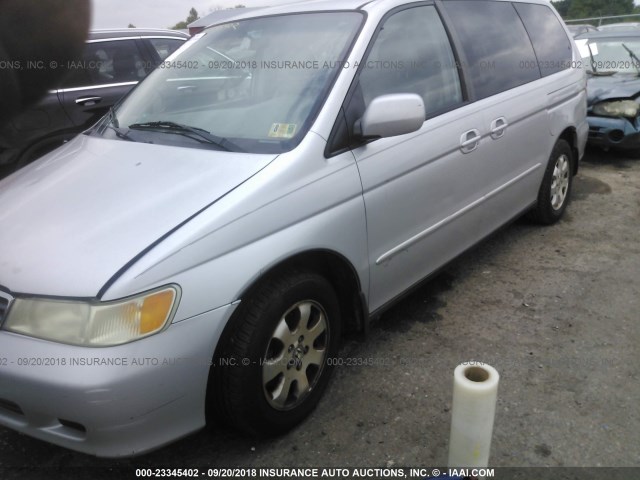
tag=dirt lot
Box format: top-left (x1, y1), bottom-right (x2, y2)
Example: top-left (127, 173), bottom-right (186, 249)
top-left (1, 147), bottom-right (639, 478)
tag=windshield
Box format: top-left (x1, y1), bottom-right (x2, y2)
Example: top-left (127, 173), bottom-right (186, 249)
top-left (577, 37), bottom-right (640, 74)
top-left (100, 12), bottom-right (363, 153)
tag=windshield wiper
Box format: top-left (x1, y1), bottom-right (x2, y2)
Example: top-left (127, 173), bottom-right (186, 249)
top-left (105, 107), bottom-right (134, 141)
top-left (587, 43), bottom-right (598, 73)
top-left (106, 124), bottom-right (135, 141)
top-left (622, 43), bottom-right (640, 76)
top-left (128, 121), bottom-right (234, 151)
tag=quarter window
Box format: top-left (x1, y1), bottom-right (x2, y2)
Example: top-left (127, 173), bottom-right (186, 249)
top-left (358, 5), bottom-right (463, 117)
top-left (148, 38), bottom-right (185, 60)
top-left (442, 0), bottom-right (540, 99)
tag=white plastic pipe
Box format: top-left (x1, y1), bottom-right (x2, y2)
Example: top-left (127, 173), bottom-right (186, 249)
top-left (448, 362), bottom-right (500, 468)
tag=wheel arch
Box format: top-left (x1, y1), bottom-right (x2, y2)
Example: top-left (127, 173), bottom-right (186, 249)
top-left (237, 249), bottom-right (367, 337)
top-left (558, 127), bottom-right (579, 175)
top-left (210, 249), bottom-right (367, 384)
top-left (205, 248), bottom-right (367, 427)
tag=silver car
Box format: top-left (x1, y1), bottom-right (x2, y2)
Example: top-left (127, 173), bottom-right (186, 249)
top-left (0, 0), bottom-right (587, 457)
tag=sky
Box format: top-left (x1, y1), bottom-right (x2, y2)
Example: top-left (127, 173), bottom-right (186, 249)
top-left (90, 0), bottom-right (297, 29)
top-left (89, 0), bottom-right (640, 30)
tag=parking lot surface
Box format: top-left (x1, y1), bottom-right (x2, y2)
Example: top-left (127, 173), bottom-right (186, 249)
top-left (1, 148), bottom-right (638, 477)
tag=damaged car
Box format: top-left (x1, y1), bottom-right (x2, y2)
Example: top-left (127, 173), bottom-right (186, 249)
top-left (576, 30), bottom-right (640, 151)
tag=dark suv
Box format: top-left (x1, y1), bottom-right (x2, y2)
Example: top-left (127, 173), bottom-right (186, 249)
top-left (0, 29), bottom-right (188, 175)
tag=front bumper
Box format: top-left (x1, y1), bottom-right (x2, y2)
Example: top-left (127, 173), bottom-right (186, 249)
top-left (0, 303), bottom-right (235, 457)
top-left (587, 114), bottom-right (640, 149)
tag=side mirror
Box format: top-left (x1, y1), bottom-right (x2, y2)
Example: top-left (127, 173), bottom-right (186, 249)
top-left (355, 93), bottom-right (425, 139)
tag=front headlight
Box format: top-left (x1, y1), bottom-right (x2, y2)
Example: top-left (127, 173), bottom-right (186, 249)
top-left (2, 286), bottom-right (179, 346)
top-left (592, 100), bottom-right (640, 118)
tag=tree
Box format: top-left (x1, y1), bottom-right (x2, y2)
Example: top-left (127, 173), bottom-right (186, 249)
top-left (566, 0), bottom-right (633, 20)
top-left (127, 23), bottom-right (136, 28)
top-left (234, 4), bottom-right (246, 7)
top-left (551, 0), bottom-right (571, 18)
top-left (171, 20), bottom-right (188, 29)
top-left (186, 8), bottom-right (199, 23)
top-left (170, 7), bottom-right (199, 30)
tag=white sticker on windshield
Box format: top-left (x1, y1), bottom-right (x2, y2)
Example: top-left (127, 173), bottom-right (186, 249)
top-left (575, 39), bottom-right (598, 58)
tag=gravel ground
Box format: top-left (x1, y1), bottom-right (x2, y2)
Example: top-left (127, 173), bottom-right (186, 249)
top-left (1, 147), bottom-right (639, 478)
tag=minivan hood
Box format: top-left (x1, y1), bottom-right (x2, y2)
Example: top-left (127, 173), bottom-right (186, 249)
top-left (0, 135), bottom-right (275, 297)
top-left (587, 73), bottom-right (640, 105)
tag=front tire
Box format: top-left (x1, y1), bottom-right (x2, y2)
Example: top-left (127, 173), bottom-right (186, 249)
top-left (211, 270), bottom-right (341, 435)
top-left (528, 139), bottom-right (574, 225)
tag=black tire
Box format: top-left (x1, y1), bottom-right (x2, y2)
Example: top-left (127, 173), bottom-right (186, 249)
top-left (528, 139), bottom-right (574, 225)
top-left (210, 270), bottom-right (341, 436)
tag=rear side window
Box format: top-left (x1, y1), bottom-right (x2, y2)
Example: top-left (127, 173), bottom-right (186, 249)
top-left (442, 0), bottom-right (540, 99)
top-left (61, 40), bottom-right (147, 89)
top-left (514, 3), bottom-right (572, 76)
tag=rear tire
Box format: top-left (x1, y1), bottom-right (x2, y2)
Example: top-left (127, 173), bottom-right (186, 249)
top-left (211, 270), bottom-right (341, 436)
top-left (528, 139), bottom-right (574, 225)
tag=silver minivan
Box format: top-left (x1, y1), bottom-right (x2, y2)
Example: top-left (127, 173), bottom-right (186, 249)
top-left (0, 0), bottom-right (587, 457)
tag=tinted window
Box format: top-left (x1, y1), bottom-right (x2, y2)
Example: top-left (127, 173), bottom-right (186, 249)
top-left (442, 0), bottom-right (540, 99)
top-left (514, 3), bottom-right (572, 76)
top-left (358, 5), bottom-right (463, 116)
top-left (148, 38), bottom-right (185, 60)
top-left (61, 40), bottom-right (146, 89)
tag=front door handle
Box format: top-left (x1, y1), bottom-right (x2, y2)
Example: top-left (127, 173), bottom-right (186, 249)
top-left (490, 117), bottom-right (508, 139)
top-left (75, 96), bottom-right (102, 106)
top-left (460, 129), bottom-right (481, 153)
